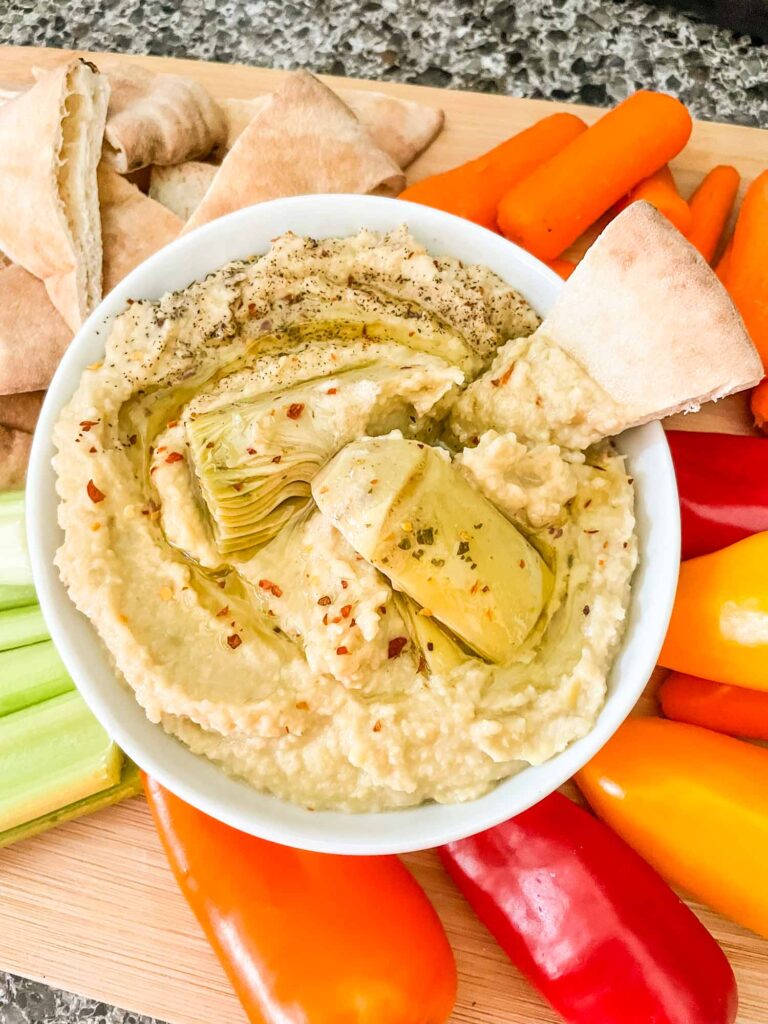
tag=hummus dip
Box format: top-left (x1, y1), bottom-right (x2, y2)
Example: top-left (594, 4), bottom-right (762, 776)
top-left (54, 226), bottom-right (637, 812)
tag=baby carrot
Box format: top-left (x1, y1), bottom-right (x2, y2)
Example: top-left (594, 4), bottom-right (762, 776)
top-left (752, 377), bottom-right (768, 434)
top-left (686, 165), bottom-right (740, 262)
top-left (546, 258), bottom-right (577, 279)
top-left (399, 113), bottom-right (587, 232)
top-left (728, 170), bottom-right (768, 368)
top-left (497, 91), bottom-right (692, 259)
top-left (616, 166), bottom-right (692, 235)
top-left (715, 238), bottom-right (732, 283)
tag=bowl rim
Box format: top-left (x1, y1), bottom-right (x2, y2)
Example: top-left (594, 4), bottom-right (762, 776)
top-left (27, 193), bottom-right (680, 854)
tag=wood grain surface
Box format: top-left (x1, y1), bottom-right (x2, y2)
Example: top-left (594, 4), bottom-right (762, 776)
top-left (0, 44), bottom-right (766, 1024)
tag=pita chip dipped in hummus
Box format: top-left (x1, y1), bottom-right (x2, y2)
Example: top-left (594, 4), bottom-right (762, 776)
top-left (0, 59), bottom-right (109, 332)
top-left (182, 71), bottom-right (405, 233)
top-left (53, 206), bottom-right (760, 813)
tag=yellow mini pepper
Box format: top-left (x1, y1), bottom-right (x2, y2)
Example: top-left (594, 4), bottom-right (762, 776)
top-left (577, 716), bottom-right (768, 938)
top-left (659, 530), bottom-right (768, 690)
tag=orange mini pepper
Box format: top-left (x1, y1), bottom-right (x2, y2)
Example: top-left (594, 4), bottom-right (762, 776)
top-left (660, 672), bottom-right (768, 741)
top-left (145, 777), bottom-right (457, 1024)
top-left (577, 716), bottom-right (768, 937)
top-left (658, 531), bottom-right (768, 691)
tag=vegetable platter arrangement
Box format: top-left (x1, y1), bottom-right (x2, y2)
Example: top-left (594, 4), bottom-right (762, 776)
top-left (2, 44), bottom-right (768, 1024)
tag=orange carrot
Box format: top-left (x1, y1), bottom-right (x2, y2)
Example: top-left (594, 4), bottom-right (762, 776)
top-left (686, 165), bottom-right (740, 262)
top-left (715, 238), bottom-right (732, 283)
top-left (399, 113), bottom-right (587, 232)
top-left (546, 258), bottom-right (577, 279)
top-left (752, 377), bottom-right (768, 433)
top-left (616, 165), bottom-right (692, 235)
top-left (497, 91), bottom-right (692, 259)
top-left (729, 170), bottom-right (768, 367)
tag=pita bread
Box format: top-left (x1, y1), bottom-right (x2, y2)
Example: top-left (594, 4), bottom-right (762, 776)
top-left (183, 70), bottom-right (404, 235)
top-left (0, 391), bottom-right (45, 434)
top-left (539, 202), bottom-right (762, 426)
top-left (99, 166), bottom-right (182, 294)
top-left (0, 426), bottom-right (33, 489)
top-left (220, 88), bottom-right (443, 168)
top-left (148, 161), bottom-right (217, 221)
top-left (98, 61), bottom-right (226, 173)
top-left (0, 265), bottom-right (72, 395)
top-left (0, 60), bottom-right (109, 332)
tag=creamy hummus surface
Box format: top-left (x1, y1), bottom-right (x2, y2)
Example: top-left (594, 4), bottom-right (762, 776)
top-left (54, 227), bottom-right (637, 812)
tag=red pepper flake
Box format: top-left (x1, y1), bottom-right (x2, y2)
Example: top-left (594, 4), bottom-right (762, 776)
top-left (470, 580), bottom-right (480, 595)
top-left (217, 580), bottom-right (227, 589)
top-left (317, 595), bottom-right (332, 606)
top-left (271, 455), bottom-right (282, 464)
top-left (89, 446), bottom-right (97, 454)
top-left (165, 452), bottom-right (184, 464)
top-left (418, 655), bottom-right (428, 674)
top-left (341, 604), bottom-right (352, 618)
top-left (322, 613), bottom-right (329, 625)
top-left (232, 482), bottom-right (244, 492)
top-left (336, 646), bottom-right (349, 656)
top-left (80, 419), bottom-right (99, 432)
top-left (87, 480), bottom-right (106, 503)
top-left (349, 618), bottom-right (356, 628)
top-left (247, 302), bottom-right (257, 315)
top-left (332, 615), bottom-right (342, 624)
top-left (227, 634), bottom-right (242, 649)
top-left (156, 446), bottom-right (166, 453)
top-left (388, 636), bottom-right (408, 660)
top-left (583, 605), bottom-right (591, 616)
top-left (378, 604), bottom-right (387, 615)
top-left (167, 420), bottom-right (179, 429)
top-left (259, 579), bottom-right (283, 598)
top-left (372, 720), bottom-right (382, 732)
top-left (295, 701), bottom-right (309, 710)
top-left (287, 403), bottom-right (305, 420)
top-left (327, 387), bottom-right (337, 395)
top-left (490, 365), bottom-right (514, 388)
top-left (519, 559), bottom-right (526, 569)
top-left (216, 606), bottom-right (230, 618)
top-left (341, 580), bottom-right (349, 590)
top-left (246, 447), bottom-right (257, 455)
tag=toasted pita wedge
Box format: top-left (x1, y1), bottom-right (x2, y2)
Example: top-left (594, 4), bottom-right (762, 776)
top-left (539, 202), bottom-right (762, 426)
top-left (183, 70), bottom-right (404, 234)
top-left (0, 426), bottom-right (33, 489)
top-left (148, 161), bottom-right (218, 221)
top-left (0, 60), bottom-right (109, 332)
top-left (98, 61), bottom-right (225, 173)
top-left (0, 265), bottom-right (72, 395)
top-left (220, 88), bottom-right (443, 168)
top-left (0, 391), bottom-right (45, 434)
top-left (99, 166), bottom-right (182, 294)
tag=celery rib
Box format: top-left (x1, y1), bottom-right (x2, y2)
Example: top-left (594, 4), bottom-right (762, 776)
top-left (0, 640), bottom-right (74, 717)
top-left (0, 604), bottom-right (49, 652)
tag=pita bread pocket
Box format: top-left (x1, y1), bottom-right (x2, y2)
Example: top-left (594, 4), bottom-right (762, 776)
top-left (0, 391), bottom-right (45, 434)
top-left (99, 61), bottom-right (226, 173)
top-left (99, 165), bottom-right (183, 294)
top-left (0, 59), bottom-right (109, 332)
top-left (0, 426), bottom-right (33, 489)
top-left (538, 201), bottom-right (763, 428)
top-left (183, 70), bottom-right (405, 234)
top-left (0, 264), bottom-right (72, 395)
top-left (148, 161), bottom-right (217, 221)
top-left (220, 89), bottom-right (443, 168)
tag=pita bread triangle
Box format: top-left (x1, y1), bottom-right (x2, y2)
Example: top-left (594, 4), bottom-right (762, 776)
top-left (0, 59), bottom-right (109, 332)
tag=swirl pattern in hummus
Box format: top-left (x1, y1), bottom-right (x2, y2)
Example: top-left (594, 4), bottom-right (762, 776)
top-left (54, 227), bottom-right (637, 812)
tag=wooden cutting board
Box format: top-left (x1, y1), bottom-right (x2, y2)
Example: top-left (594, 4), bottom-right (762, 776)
top-left (1, 44), bottom-right (767, 1024)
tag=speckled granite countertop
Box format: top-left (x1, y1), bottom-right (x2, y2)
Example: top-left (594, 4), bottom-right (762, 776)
top-left (0, 1), bottom-right (766, 1022)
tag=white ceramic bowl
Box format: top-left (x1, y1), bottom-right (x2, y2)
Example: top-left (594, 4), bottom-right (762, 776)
top-left (27, 194), bottom-right (680, 855)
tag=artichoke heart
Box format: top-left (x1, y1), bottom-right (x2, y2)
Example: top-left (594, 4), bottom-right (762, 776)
top-left (312, 436), bottom-right (553, 664)
top-left (186, 360), bottom-right (460, 556)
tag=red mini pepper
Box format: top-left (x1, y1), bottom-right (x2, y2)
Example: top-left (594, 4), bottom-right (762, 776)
top-left (666, 429), bottom-right (768, 559)
top-left (440, 792), bottom-right (737, 1024)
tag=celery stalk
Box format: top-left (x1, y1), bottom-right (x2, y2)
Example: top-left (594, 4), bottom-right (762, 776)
top-left (0, 690), bottom-right (123, 831)
top-left (0, 491), bottom-right (32, 587)
top-left (0, 604), bottom-right (48, 651)
top-left (0, 760), bottom-right (142, 849)
top-left (0, 584), bottom-right (37, 611)
top-left (0, 640), bottom-right (74, 716)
